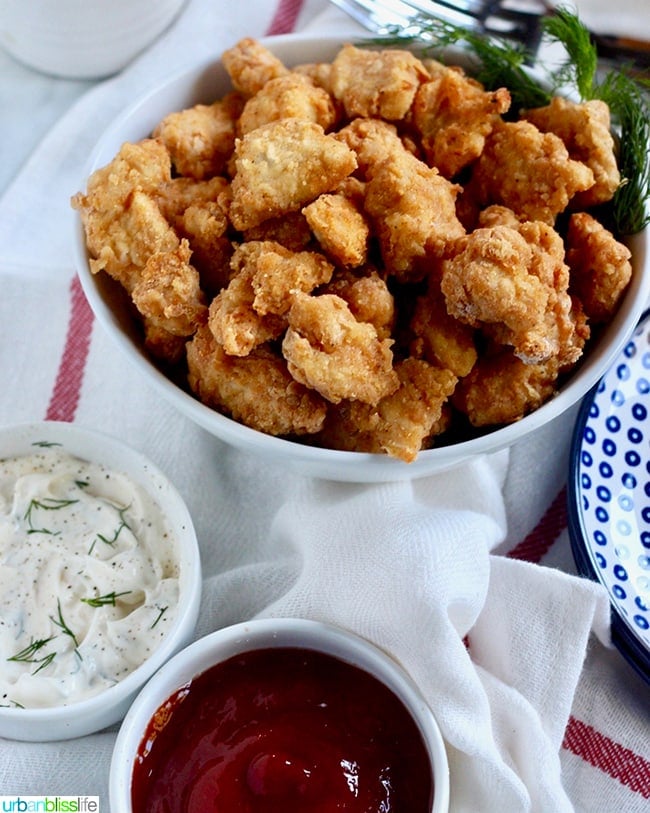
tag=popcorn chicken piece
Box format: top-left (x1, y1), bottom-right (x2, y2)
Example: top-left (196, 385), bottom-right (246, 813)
top-left (180, 201), bottom-right (233, 297)
top-left (246, 241), bottom-right (334, 316)
top-left (187, 326), bottom-right (327, 436)
top-left (142, 321), bottom-right (187, 365)
top-left (208, 247), bottom-right (285, 357)
top-left (156, 176), bottom-right (230, 226)
top-left (524, 97), bottom-right (620, 208)
top-left (470, 120), bottom-right (595, 223)
top-left (152, 93), bottom-right (244, 180)
top-left (410, 282), bottom-right (477, 377)
top-left (364, 148), bottom-right (465, 280)
top-left (293, 61), bottom-right (335, 95)
top-left (238, 73), bottom-right (338, 135)
top-left (412, 62), bottom-right (511, 178)
top-left (440, 225), bottom-right (575, 364)
top-left (282, 292), bottom-right (399, 405)
top-left (335, 117), bottom-right (410, 178)
top-left (221, 37), bottom-right (289, 97)
top-left (131, 238), bottom-right (207, 339)
top-left (302, 193), bottom-right (370, 267)
top-left (330, 44), bottom-right (428, 120)
top-left (322, 267), bottom-right (395, 340)
top-left (566, 212), bottom-right (632, 323)
top-left (71, 140), bottom-right (176, 292)
top-left (244, 212), bottom-right (314, 251)
top-left (453, 351), bottom-right (560, 426)
top-left (318, 358), bottom-right (457, 461)
top-left (229, 118), bottom-right (358, 231)
top-left (477, 204), bottom-right (523, 230)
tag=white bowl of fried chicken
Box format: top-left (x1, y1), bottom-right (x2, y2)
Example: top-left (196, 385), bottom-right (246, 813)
top-left (72, 34), bottom-right (650, 482)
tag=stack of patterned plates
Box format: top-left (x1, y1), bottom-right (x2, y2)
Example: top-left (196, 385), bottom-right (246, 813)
top-left (568, 309), bottom-right (650, 684)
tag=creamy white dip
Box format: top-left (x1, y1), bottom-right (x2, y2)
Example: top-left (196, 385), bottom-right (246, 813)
top-left (0, 444), bottom-right (180, 709)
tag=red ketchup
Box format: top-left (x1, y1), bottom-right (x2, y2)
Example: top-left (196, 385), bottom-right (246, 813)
top-left (131, 647), bottom-right (434, 812)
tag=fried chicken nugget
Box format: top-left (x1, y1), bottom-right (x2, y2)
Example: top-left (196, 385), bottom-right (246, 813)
top-left (71, 139), bottom-right (176, 292)
top-left (229, 118), bottom-right (358, 231)
top-left (524, 97), bottom-right (620, 209)
top-left (131, 238), bottom-right (207, 337)
top-left (440, 225), bottom-right (568, 364)
top-left (412, 61), bottom-right (511, 178)
top-left (453, 350), bottom-right (561, 426)
top-left (318, 358), bottom-right (457, 461)
top-left (302, 192), bottom-right (370, 268)
top-left (237, 73), bottom-right (338, 135)
top-left (330, 44), bottom-right (428, 120)
top-left (364, 148), bottom-right (465, 281)
top-left (187, 326), bottom-right (327, 436)
top-left (208, 244), bottom-right (286, 357)
top-left (152, 92), bottom-right (244, 180)
top-left (410, 282), bottom-right (477, 377)
top-left (566, 212), bottom-right (632, 322)
top-left (470, 120), bottom-right (595, 224)
top-left (322, 267), bottom-right (395, 340)
top-left (244, 212), bottom-right (314, 252)
top-left (221, 37), bottom-right (289, 97)
top-left (282, 292), bottom-right (399, 405)
top-left (335, 118), bottom-right (407, 178)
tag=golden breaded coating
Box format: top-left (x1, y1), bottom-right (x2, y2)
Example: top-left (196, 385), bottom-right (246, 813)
top-left (567, 212), bottom-right (632, 323)
top-left (524, 97), bottom-right (620, 209)
top-left (156, 176), bottom-right (230, 226)
top-left (282, 293), bottom-right (399, 405)
top-left (441, 225), bottom-right (573, 364)
top-left (335, 118), bottom-right (408, 178)
top-left (229, 118), bottom-right (358, 231)
top-left (330, 44), bottom-right (428, 120)
top-left (292, 62), bottom-right (335, 95)
top-left (412, 62), bottom-right (511, 178)
top-left (131, 238), bottom-right (207, 337)
top-left (180, 201), bottom-right (233, 297)
top-left (237, 73), bottom-right (338, 135)
top-left (302, 193), bottom-right (370, 267)
top-left (187, 326), bottom-right (327, 436)
top-left (221, 37), bottom-right (289, 97)
top-left (318, 358), bottom-right (457, 461)
top-left (208, 249), bottom-right (285, 357)
top-left (453, 351), bottom-right (560, 426)
top-left (142, 321), bottom-right (188, 366)
top-left (364, 148), bottom-right (465, 280)
top-left (477, 204), bottom-right (523, 229)
top-left (152, 93), bottom-right (244, 180)
top-left (322, 268), bottom-right (395, 340)
top-left (410, 282), bottom-right (477, 377)
top-left (246, 241), bottom-right (334, 316)
top-left (470, 120), bottom-right (595, 223)
top-left (244, 212), bottom-right (314, 251)
top-left (71, 140), bottom-right (176, 291)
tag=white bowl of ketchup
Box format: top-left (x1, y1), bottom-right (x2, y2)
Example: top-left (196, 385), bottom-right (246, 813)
top-left (110, 617), bottom-right (450, 812)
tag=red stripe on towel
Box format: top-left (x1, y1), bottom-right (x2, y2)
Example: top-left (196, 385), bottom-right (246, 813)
top-left (45, 275), bottom-right (94, 422)
top-left (267, 0), bottom-right (305, 35)
top-left (563, 717), bottom-right (650, 798)
top-left (507, 485), bottom-right (568, 563)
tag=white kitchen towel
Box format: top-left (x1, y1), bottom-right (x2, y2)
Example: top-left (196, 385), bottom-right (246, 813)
top-left (0, 0), bottom-right (644, 811)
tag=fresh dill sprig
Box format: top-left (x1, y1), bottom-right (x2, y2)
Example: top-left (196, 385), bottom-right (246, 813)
top-left (81, 590), bottom-right (132, 607)
top-left (150, 605), bottom-right (168, 629)
top-left (358, 7), bottom-right (650, 235)
top-left (23, 497), bottom-right (79, 536)
top-left (7, 636), bottom-right (57, 675)
top-left (50, 599), bottom-right (81, 659)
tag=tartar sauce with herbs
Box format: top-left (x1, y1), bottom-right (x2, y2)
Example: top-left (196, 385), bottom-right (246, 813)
top-left (0, 444), bottom-right (180, 709)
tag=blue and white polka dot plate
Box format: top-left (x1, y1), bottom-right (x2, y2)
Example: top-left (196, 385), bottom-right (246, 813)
top-left (568, 309), bottom-right (650, 684)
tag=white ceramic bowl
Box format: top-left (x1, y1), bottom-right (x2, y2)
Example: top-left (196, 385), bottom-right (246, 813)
top-left (73, 34), bottom-right (650, 482)
top-left (0, 421), bottom-right (201, 741)
top-left (110, 618), bottom-right (450, 812)
top-left (0, 0), bottom-right (187, 79)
